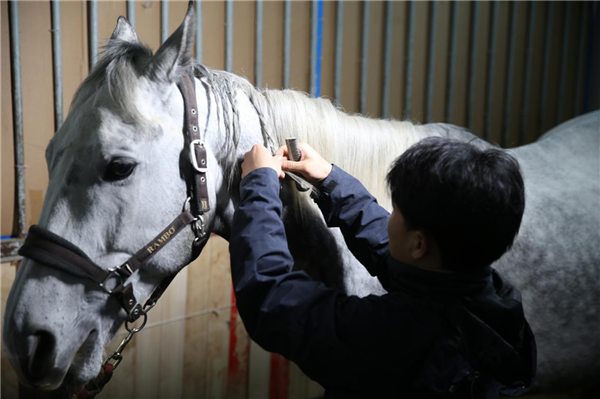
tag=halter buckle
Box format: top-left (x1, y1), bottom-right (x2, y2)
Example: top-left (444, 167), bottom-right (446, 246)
top-left (99, 269), bottom-right (123, 294)
top-left (189, 139), bottom-right (208, 173)
top-left (192, 215), bottom-right (207, 244)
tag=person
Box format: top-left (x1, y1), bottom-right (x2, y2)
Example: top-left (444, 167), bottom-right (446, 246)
top-left (229, 137), bottom-right (536, 398)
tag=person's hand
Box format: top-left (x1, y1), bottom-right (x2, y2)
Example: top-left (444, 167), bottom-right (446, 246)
top-left (276, 142), bottom-right (333, 186)
top-left (241, 144), bottom-right (285, 180)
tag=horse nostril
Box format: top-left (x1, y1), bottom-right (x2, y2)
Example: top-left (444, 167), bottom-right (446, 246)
top-left (28, 331), bottom-right (57, 380)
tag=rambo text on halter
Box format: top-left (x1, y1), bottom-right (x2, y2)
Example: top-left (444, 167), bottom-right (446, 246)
top-left (18, 71), bottom-right (208, 326)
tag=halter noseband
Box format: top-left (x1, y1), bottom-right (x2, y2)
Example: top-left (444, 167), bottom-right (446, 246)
top-left (18, 71), bottom-right (210, 323)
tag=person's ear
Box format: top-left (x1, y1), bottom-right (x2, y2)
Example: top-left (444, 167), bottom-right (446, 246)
top-left (411, 230), bottom-right (428, 259)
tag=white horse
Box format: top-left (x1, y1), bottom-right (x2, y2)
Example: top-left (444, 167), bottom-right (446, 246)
top-left (3, 6), bottom-right (599, 396)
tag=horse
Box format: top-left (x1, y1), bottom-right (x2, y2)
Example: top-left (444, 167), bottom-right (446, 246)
top-left (3, 5), bottom-right (599, 396)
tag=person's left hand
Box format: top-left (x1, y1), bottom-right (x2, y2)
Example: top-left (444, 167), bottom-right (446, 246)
top-left (241, 144), bottom-right (285, 179)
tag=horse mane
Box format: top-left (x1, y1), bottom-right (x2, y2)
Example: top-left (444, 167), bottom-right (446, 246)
top-left (79, 40), bottom-right (484, 211)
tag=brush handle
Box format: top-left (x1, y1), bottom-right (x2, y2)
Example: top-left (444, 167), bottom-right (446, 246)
top-left (285, 138), bottom-right (302, 162)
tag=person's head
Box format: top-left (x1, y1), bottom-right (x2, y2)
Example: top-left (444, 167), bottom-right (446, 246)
top-left (386, 137), bottom-right (525, 272)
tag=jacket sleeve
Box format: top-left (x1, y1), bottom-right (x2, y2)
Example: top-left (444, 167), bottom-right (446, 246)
top-left (229, 168), bottom-right (410, 388)
top-left (315, 165), bottom-right (390, 276)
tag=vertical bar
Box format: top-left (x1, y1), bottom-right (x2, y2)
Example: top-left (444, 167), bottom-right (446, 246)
top-left (520, 1), bottom-right (536, 146)
top-left (557, 2), bottom-right (572, 124)
top-left (8, 1), bottom-right (26, 238)
top-left (161, 0), bottom-right (169, 44)
top-left (256, 1), bottom-right (263, 88)
top-left (196, 0), bottom-right (202, 64)
top-left (127, 0), bottom-right (135, 29)
top-left (226, 0), bottom-right (233, 73)
top-left (467, 1), bottom-right (479, 130)
top-left (502, 1), bottom-right (518, 147)
top-left (89, 0), bottom-right (98, 69)
top-left (315, 1), bottom-right (324, 97)
top-left (484, 1), bottom-right (498, 141)
top-left (381, 1), bottom-right (393, 118)
top-left (425, 2), bottom-right (438, 123)
top-left (445, 1), bottom-right (458, 123)
top-left (404, 1), bottom-right (415, 119)
top-left (360, 1), bottom-right (370, 114)
top-left (51, 0), bottom-right (63, 131)
top-left (539, 2), bottom-right (555, 136)
top-left (334, 1), bottom-right (344, 106)
top-left (575, 2), bottom-right (588, 116)
top-left (283, 0), bottom-right (291, 89)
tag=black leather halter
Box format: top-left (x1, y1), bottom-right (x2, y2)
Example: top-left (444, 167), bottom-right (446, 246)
top-left (18, 71), bottom-right (210, 323)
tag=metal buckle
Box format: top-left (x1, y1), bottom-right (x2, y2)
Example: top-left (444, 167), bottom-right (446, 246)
top-left (192, 214), bottom-right (207, 243)
top-left (189, 139), bottom-right (208, 173)
top-left (99, 269), bottom-right (123, 294)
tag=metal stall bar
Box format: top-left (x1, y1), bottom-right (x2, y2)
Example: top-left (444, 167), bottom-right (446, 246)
top-left (196, 0), bottom-right (202, 64)
top-left (283, 0), bottom-right (291, 89)
top-left (381, 1), bottom-right (393, 118)
top-left (575, 2), bottom-right (589, 116)
top-left (519, 1), bottom-right (536, 146)
top-left (484, 1), bottom-right (498, 141)
top-left (539, 1), bottom-right (555, 137)
top-left (404, 1), bottom-right (415, 119)
top-left (334, 1), bottom-right (344, 106)
top-left (425, 1), bottom-right (438, 123)
top-left (127, 0), bottom-right (135, 29)
top-left (310, 0), bottom-right (324, 97)
top-left (466, 1), bottom-right (479, 129)
top-left (89, 0), bottom-right (98, 69)
top-left (256, 1), bottom-right (263, 88)
top-left (502, 1), bottom-right (518, 147)
top-left (226, 0), bottom-right (233, 73)
top-left (360, 1), bottom-right (370, 114)
top-left (557, 2), bottom-right (572, 125)
top-left (51, 0), bottom-right (63, 131)
top-left (445, 1), bottom-right (458, 123)
top-left (2, 1), bottom-right (26, 262)
top-left (161, 0), bottom-right (169, 44)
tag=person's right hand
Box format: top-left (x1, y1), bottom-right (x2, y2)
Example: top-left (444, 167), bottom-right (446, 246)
top-left (276, 142), bottom-right (333, 186)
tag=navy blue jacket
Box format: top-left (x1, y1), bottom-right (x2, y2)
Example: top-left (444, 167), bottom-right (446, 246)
top-left (230, 166), bottom-right (536, 398)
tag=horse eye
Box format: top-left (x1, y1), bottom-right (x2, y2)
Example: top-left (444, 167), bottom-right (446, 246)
top-left (105, 159), bottom-right (136, 181)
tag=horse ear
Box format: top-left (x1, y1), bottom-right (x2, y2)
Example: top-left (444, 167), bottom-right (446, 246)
top-left (146, 2), bottom-right (196, 83)
top-left (109, 16), bottom-right (139, 45)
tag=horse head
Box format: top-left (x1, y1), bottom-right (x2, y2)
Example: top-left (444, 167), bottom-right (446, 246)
top-left (2, 4), bottom-right (250, 392)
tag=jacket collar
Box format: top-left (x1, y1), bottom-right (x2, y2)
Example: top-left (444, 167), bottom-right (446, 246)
top-left (380, 255), bottom-right (492, 297)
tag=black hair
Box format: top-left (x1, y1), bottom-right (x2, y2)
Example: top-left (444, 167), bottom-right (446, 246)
top-left (386, 137), bottom-right (525, 271)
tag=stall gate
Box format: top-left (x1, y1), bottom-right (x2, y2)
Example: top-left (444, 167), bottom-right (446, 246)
top-left (2, 1), bottom-right (598, 398)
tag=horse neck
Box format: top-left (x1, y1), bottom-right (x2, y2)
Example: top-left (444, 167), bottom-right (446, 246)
top-left (262, 90), bottom-right (427, 208)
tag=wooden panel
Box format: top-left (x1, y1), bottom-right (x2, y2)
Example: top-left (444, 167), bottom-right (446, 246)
top-left (1, 1), bottom-right (14, 237)
top-left (135, 0), bottom-right (161, 52)
top-left (523, 2), bottom-right (548, 144)
top-left (450, 1), bottom-right (472, 127)
top-left (470, 1), bottom-right (491, 137)
top-left (61, 1), bottom-right (88, 113)
top-left (505, 1), bottom-right (528, 148)
top-left (97, 1), bottom-right (126, 50)
top-left (541, 1), bottom-right (565, 135)
top-left (388, 1), bottom-right (408, 120)
top-left (182, 250), bottom-right (211, 398)
top-left (431, 1), bottom-right (451, 123)
top-left (319, 0), bottom-right (336, 101)
top-left (205, 236), bottom-right (233, 398)
top-left (365, 1), bottom-right (385, 118)
top-left (262, 1), bottom-right (284, 89)
top-left (340, 1), bottom-right (361, 114)
top-left (409, 1), bottom-right (429, 123)
top-left (203, 1), bottom-right (225, 71)
top-left (19, 1), bottom-right (54, 228)
top-left (289, 0), bottom-right (310, 93)
top-left (233, 1), bottom-right (256, 85)
top-left (488, 1), bottom-right (510, 144)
